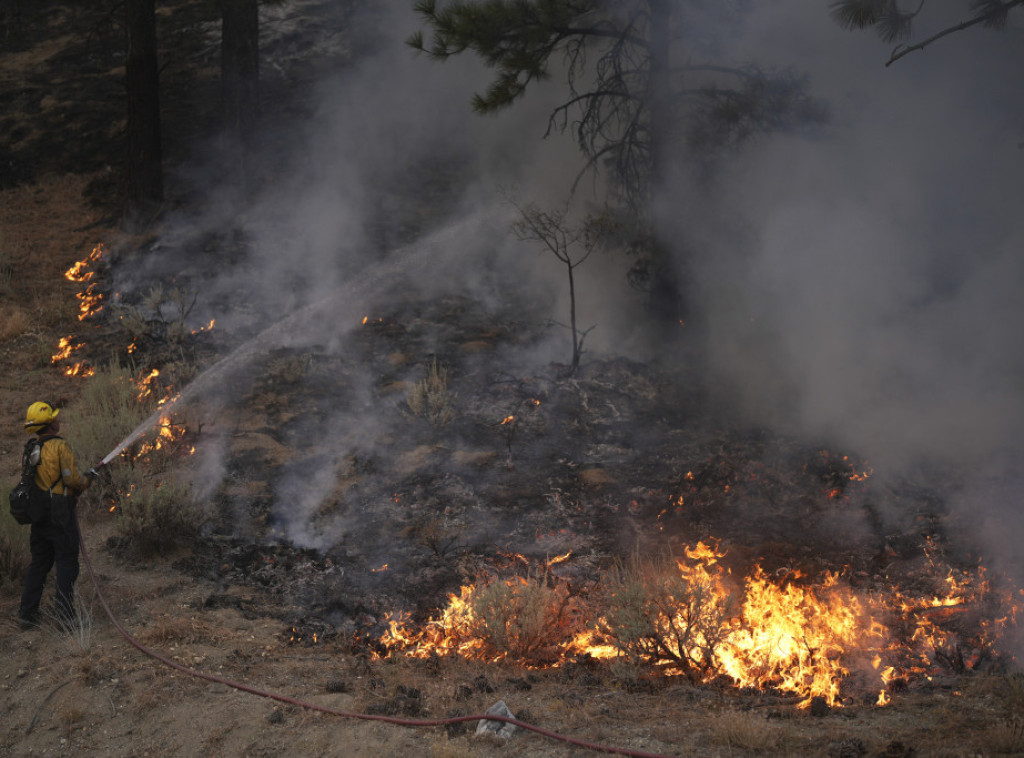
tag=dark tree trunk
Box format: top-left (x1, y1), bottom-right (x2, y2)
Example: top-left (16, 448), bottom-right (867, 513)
top-left (645, 0), bottom-right (682, 327)
top-left (124, 0), bottom-right (163, 225)
top-left (221, 0), bottom-right (260, 191)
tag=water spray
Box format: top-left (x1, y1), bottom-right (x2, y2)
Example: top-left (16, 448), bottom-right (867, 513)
top-left (88, 237), bottom-right (441, 473)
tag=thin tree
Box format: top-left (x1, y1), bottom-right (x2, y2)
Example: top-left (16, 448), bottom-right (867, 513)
top-left (510, 199), bottom-right (609, 372)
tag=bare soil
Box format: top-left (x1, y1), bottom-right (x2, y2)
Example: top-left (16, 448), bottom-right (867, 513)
top-left (2, 2), bottom-right (1022, 757)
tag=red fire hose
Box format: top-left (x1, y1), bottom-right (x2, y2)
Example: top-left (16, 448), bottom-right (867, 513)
top-left (77, 524), bottom-right (677, 758)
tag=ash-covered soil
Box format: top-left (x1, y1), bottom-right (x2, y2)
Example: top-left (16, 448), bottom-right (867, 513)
top-left (164, 285), bottom-right (967, 645)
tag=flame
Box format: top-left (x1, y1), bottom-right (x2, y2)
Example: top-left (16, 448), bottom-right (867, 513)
top-left (546, 551), bottom-right (572, 567)
top-left (76, 282), bottom-right (103, 320)
top-left (191, 319), bottom-right (215, 335)
top-left (715, 567), bottom-right (883, 707)
top-left (64, 244), bottom-right (106, 320)
top-left (51, 336), bottom-right (94, 377)
top-left (136, 369), bottom-right (161, 400)
top-left (51, 336), bottom-right (80, 363)
top-left (500, 415), bottom-right (515, 425)
top-left (131, 415), bottom-right (194, 459)
top-left (63, 363), bottom-right (96, 378)
top-left (372, 563), bottom-right (390, 573)
top-left (64, 243), bottom-right (104, 282)
top-left (374, 536), bottom-right (1022, 707)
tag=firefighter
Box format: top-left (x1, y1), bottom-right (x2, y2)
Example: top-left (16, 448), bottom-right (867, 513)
top-left (17, 401), bottom-right (93, 630)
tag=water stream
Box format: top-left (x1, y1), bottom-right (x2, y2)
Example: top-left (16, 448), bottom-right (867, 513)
top-left (97, 239), bottom-right (440, 468)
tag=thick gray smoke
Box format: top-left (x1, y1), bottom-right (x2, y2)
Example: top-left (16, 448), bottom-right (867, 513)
top-left (115, 1), bottom-right (1022, 644)
top-left (682, 3), bottom-right (1024, 607)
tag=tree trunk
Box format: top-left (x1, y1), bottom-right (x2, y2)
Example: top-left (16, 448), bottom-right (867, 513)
top-left (645, 0), bottom-right (682, 327)
top-left (124, 0), bottom-right (163, 226)
top-left (221, 0), bottom-right (260, 192)
top-left (123, 0), bottom-right (161, 225)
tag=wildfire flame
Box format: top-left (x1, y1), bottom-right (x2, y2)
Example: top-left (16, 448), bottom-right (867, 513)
top-left (51, 335), bottom-right (95, 377)
top-left (64, 243), bottom-right (103, 283)
top-left (136, 368), bottom-right (161, 400)
top-left (376, 539), bottom-right (1021, 708)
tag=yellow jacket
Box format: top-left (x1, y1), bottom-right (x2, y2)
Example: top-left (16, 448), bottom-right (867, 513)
top-left (33, 436), bottom-right (86, 496)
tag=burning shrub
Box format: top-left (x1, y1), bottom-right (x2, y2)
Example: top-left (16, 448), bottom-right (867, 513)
top-left (600, 545), bottom-right (736, 682)
top-left (469, 574), bottom-right (590, 663)
top-left (380, 568), bottom-right (592, 666)
top-left (405, 358), bottom-right (456, 427)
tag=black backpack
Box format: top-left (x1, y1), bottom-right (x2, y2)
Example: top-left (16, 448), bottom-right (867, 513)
top-left (8, 435), bottom-right (59, 525)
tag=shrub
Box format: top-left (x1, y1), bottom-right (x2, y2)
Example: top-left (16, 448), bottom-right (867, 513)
top-left (114, 479), bottom-right (202, 556)
top-left (65, 360), bottom-right (152, 470)
top-left (469, 573), bottom-right (590, 664)
top-left (600, 549), bottom-right (735, 681)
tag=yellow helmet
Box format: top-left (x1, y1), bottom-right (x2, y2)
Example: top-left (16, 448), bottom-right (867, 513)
top-left (24, 401), bottom-right (59, 432)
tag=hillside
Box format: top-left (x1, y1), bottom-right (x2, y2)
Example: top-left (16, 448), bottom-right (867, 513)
top-left (2, 2), bottom-right (1023, 757)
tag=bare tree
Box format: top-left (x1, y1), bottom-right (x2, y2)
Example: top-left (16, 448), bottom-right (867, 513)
top-left (510, 199), bottom-right (610, 372)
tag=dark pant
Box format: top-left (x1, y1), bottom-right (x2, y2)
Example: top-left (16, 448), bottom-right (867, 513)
top-left (19, 503), bottom-right (80, 622)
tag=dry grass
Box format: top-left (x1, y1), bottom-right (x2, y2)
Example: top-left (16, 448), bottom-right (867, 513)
top-left (0, 304), bottom-right (31, 341)
top-left (706, 708), bottom-right (782, 751)
top-left (406, 358), bottom-right (456, 427)
top-left (137, 614), bottom-right (213, 646)
top-left (43, 589), bottom-right (96, 652)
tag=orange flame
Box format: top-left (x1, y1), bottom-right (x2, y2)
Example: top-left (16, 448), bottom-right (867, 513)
top-left (375, 537), bottom-right (1022, 708)
top-left (75, 282), bottom-right (103, 320)
top-left (64, 243), bottom-right (104, 282)
top-left (136, 369), bottom-right (161, 400)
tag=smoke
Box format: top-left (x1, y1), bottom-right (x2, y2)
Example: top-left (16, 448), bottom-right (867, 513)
top-left (674, 2), bottom-right (1024, 626)
top-left (106, 0), bottom-right (1023, 646)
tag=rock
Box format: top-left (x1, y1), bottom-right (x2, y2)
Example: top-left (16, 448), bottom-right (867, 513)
top-left (475, 700), bottom-right (517, 740)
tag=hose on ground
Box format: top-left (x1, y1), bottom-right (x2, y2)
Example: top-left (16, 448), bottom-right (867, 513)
top-left (77, 524), bottom-right (677, 758)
